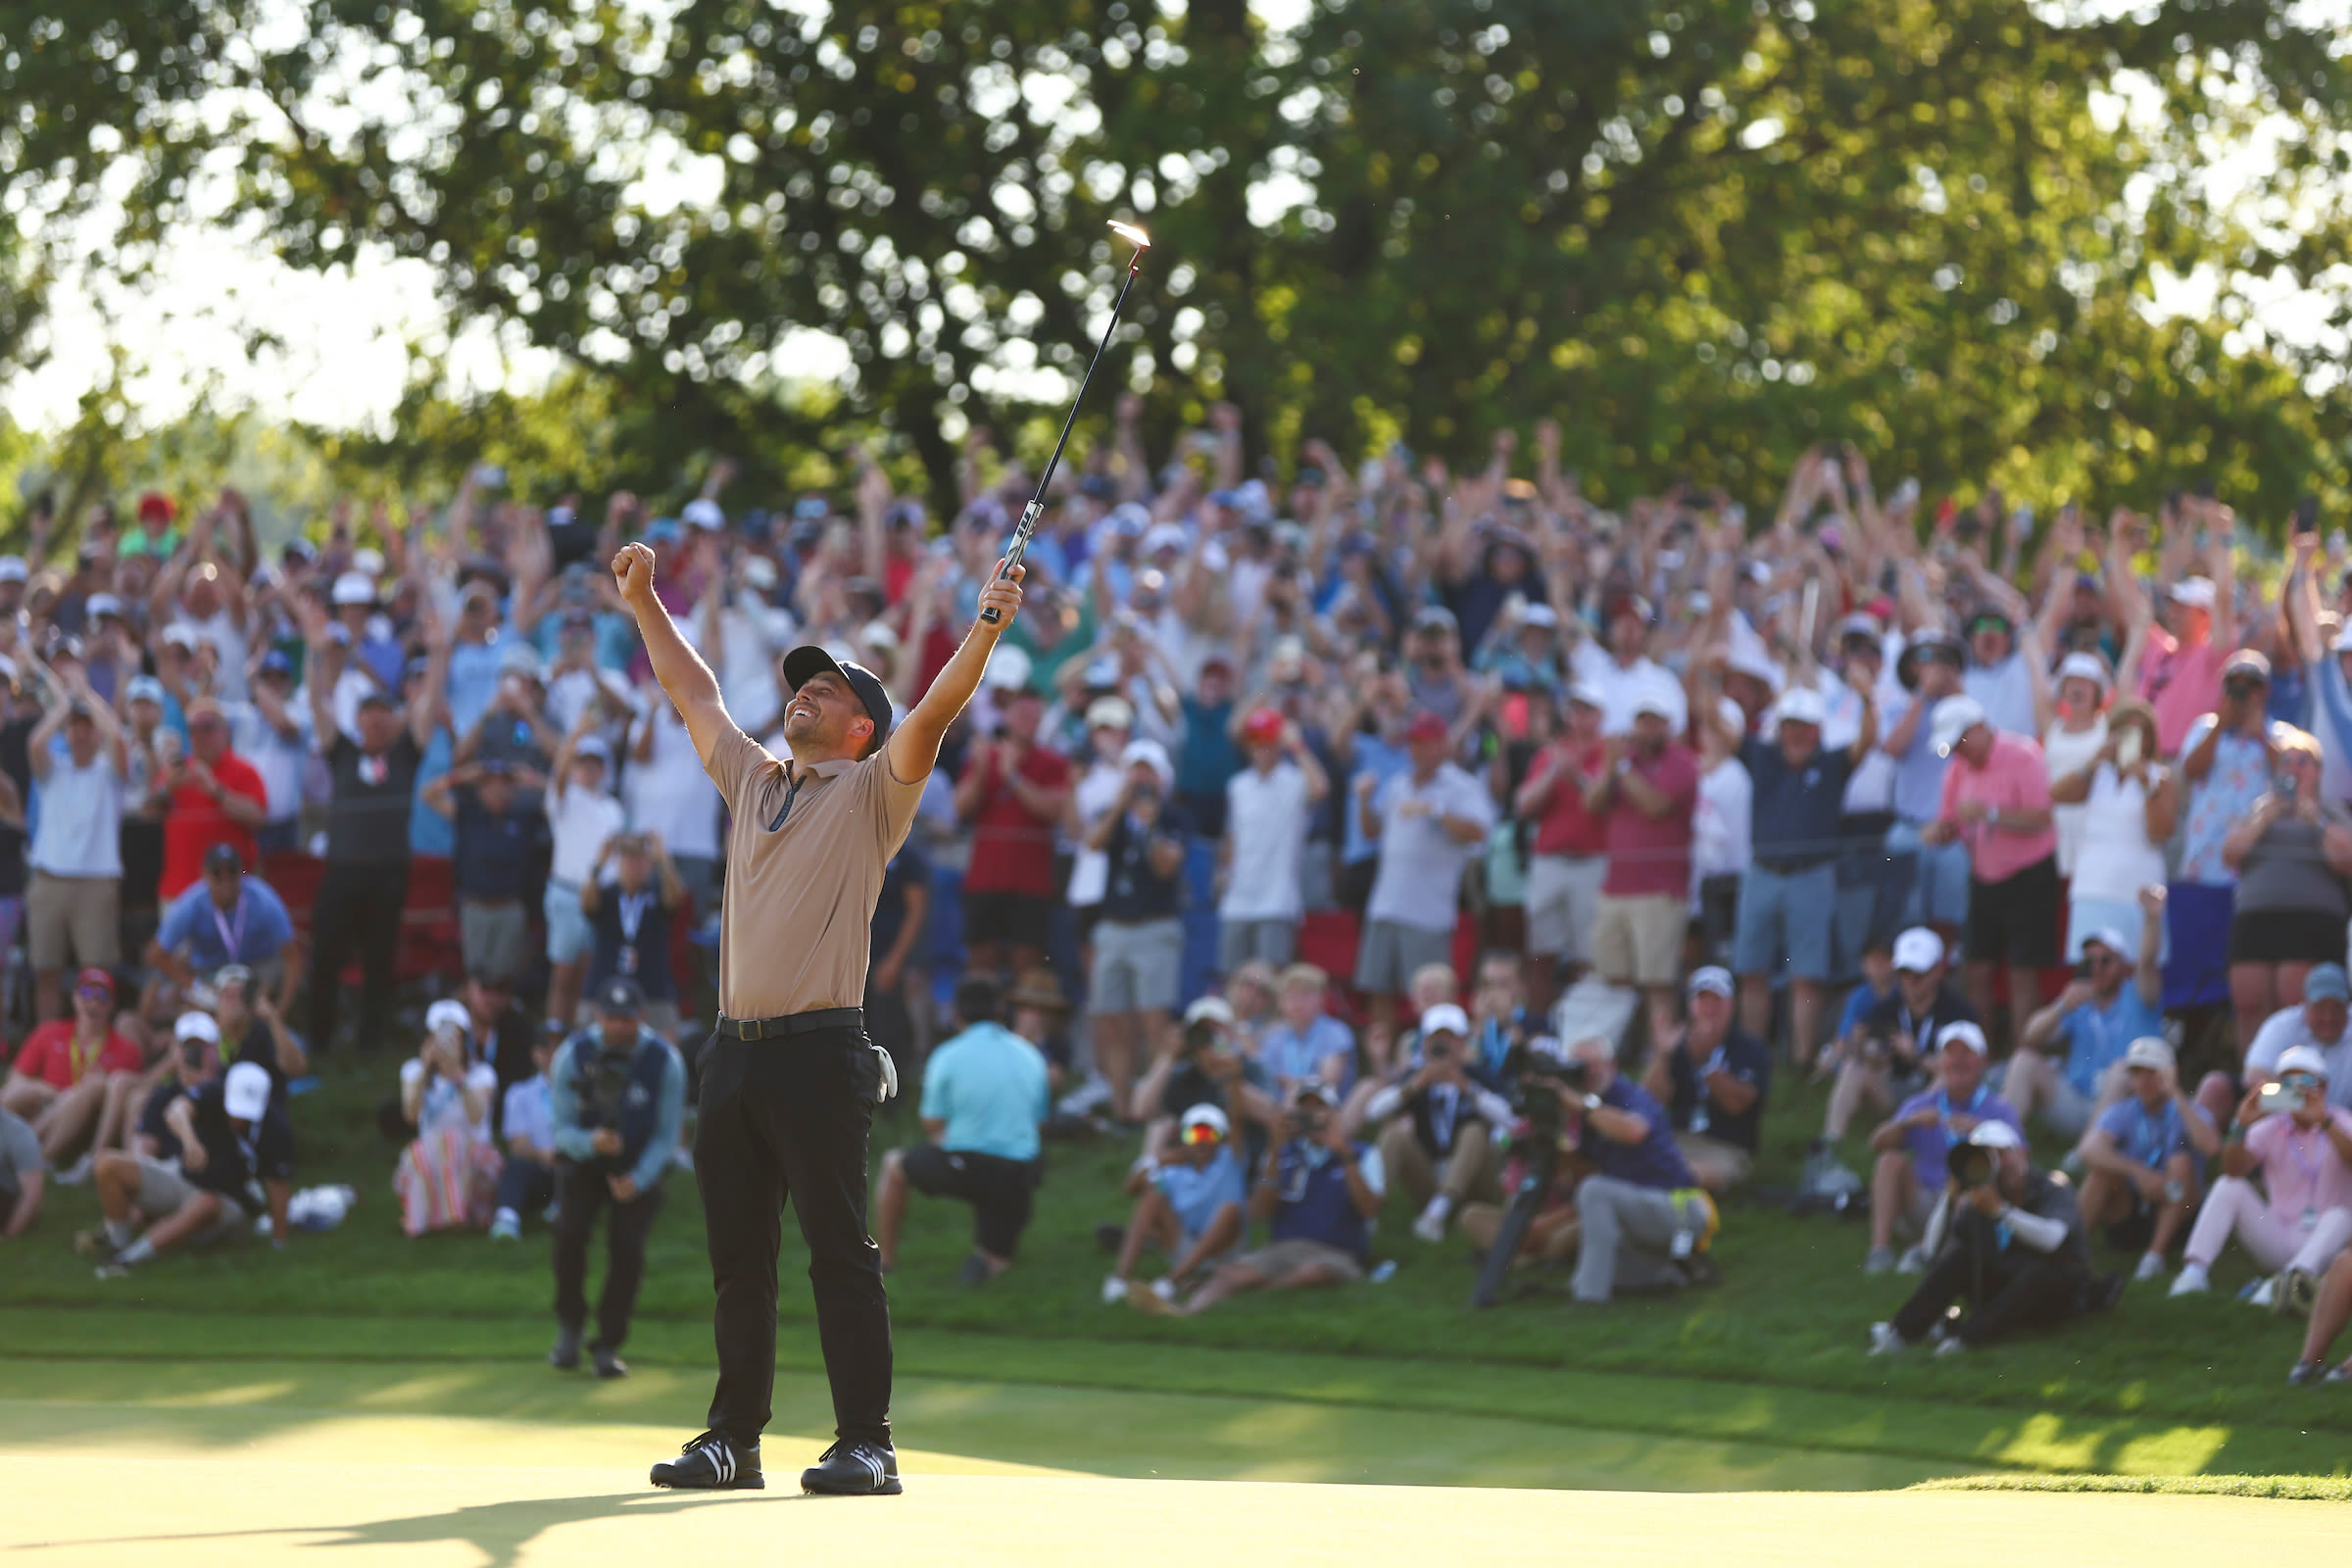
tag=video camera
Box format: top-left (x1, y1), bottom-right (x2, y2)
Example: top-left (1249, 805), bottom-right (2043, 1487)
top-left (1946, 1142), bottom-right (1996, 1191)
top-left (1471, 1036), bottom-right (1589, 1309)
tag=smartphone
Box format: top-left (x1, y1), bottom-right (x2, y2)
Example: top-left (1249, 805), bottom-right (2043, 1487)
top-left (2116, 728), bottom-right (2142, 771)
top-left (2260, 1081), bottom-right (2296, 1112)
top-left (2296, 495), bottom-right (2320, 531)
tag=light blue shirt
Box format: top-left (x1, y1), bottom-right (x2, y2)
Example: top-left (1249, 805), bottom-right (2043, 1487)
top-left (1257, 1014), bottom-right (1357, 1095)
top-left (1154, 1148), bottom-right (1246, 1244)
top-left (920, 1021), bottom-right (1050, 1162)
top-left (154, 878), bottom-right (296, 970)
top-left (445, 638), bottom-right (509, 737)
top-left (1343, 735), bottom-right (1410, 865)
top-left (1884, 694), bottom-right (1951, 823)
top-left (2058, 986), bottom-right (2164, 1100)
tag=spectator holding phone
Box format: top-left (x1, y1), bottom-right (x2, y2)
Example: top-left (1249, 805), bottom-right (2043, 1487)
top-left (2219, 726), bottom-right (2352, 1050)
top-left (2171, 1046), bottom-right (2352, 1309)
top-left (2172, 650), bottom-right (2283, 1033)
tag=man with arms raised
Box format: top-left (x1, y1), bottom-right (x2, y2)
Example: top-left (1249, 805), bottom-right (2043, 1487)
top-left (615, 540), bottom-right (1026, 1497)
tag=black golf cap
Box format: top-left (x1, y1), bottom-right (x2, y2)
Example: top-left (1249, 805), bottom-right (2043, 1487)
top-left (596, 976), bottom-right (645, 1017)
top-left (203, 842), bottom-right (244, 874)
top-left (779, 646), bottom-right (894, 756)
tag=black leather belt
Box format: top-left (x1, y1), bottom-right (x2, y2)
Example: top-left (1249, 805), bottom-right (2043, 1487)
top-left (715, 1007), bottom-right (864, 1042)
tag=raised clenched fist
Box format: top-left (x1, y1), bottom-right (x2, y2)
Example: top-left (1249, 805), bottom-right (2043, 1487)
top-left (612, 542), bottom-right (658, 606)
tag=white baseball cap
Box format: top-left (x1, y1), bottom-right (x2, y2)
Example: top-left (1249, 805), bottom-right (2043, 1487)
top-left (2169, 576), bottom-right (2217, 610)
top-left (1567, 681), bottom-right (1606, 710)
top-left (223, 1060), bottom-right (271, 1120)
top-left (1931, 694), bottom-right (1988, 757)
top-left (2278, 1045), bottom-right (2331, 1080)
top-left (0, 556), bottom-right (26, 584)
top-left (174, 1010), bottom-right (220, 1045)
top-left (330, 571), bottom-right (377, 608)
top-left (425, 998), bottom-right (471, 1037)
top-left (1687, 965), bottom-right (1735, 999)
top-left (2055, 651), bottom-right (2110, 688)
top-left (682, 498), bottom-right (726, 531)
top-left (1120, 737), bottom-right (1174, 790)
top-left (1936, 1020), bottom-right (1989, 1056)
top-left (1519, 603), bottom-right (1559, 629)
top-left (2081, 926), bottom-right (2135, 962)
top-left (1179, 1102), bottom-right (1231, 1140)
top-left (984, 644), bottom-right (1035, 692)
top-left (1183, 996), bottom-right (1236, 1029)
top-left (1418, 1003), bottom-right (1471, 1039)
top-left (1630, 679), bottom-right (1676, 720)
top-left (1967, 1118), bottom-right (2024, 1151)
top-left (1086, 695), bottom-right (1135, 731)
top-left (1775, 686), bottom-right (1829, 728)
top-left (1892, 927), bottom-right (1943, 973)
top-left (2124, 1037), bottom-right (2175, 1072)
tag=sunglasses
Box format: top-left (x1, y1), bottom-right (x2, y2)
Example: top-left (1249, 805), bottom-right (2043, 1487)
top-left (1178, 1123), bottom-right (1225, 1148)
top-left (76, 985), bottom-right (111, 1003)
top-left (2280, 1073), bottom-right (2322, 1093)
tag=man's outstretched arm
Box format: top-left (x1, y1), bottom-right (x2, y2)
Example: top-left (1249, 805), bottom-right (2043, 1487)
top-left (887, 560), bottom-right (1024, 783)
top-left (612, 542), bottom-right (736, 765)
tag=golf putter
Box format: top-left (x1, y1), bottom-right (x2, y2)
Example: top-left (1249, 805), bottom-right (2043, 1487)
top-left (980, 220), bottom-right (1152, 624)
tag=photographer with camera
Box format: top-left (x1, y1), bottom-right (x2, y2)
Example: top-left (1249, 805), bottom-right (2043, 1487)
top-left (2170, 1045), bottom-right (2352, 1309)
top-left (1129, 1079), bottom-right (1385, 1317)
top-left (209, 963), bottom-right (306, 1114)
top-left (546, 977), bottom-right (687, 1378)
top-left (1360, 1004), bottom-right (1512, 1243)
top-left (1864, 1020), bottom-right (2020, 1274)
top-left (1644, 967), bottom-right (1771, 1192)
top-left (1135, 995), bottom-right (1279, 1162)
top-left (2077, 1038), bottom-right (2218, 1283)
top-left (1084, 739), bottom-right (1191, 1123)
top-left (392, 999), bottom-right (502, 1237)
top-left (1540, 1036), bottom-right (1715, 1303)
top-left (1869, 1119), bottom-right (2112, 1355)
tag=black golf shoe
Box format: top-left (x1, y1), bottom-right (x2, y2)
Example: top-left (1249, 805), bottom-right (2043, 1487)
top-left (801, 1439), bottom-right (902, 1495)
top-left (592, 1344), bottom-right (628, 1380)
top-left (549, 1326), bottom-right (582, 1371)
top-left (650, 1430), bottom-right (763, 1491)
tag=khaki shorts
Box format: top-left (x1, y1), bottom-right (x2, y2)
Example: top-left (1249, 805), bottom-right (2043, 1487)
top-left (1592, 894), bottom-right (1685, 987)
top-left (28, 871), bottom-right (120, 971)
top-left (130, 1154), bottom-right (246, 1243)
top-left (1232, 1237), bottom-right (1364, 1283)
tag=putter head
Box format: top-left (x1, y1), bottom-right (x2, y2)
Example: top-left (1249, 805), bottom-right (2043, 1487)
top-left (1107, 220), bottom-right (1152, 250)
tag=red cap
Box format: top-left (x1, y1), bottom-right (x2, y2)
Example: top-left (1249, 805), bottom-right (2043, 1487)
top-left (137, 492), bottom-right (177, 525)
top-left (75, 967), bottom-right (114, 997)
top-left (1240, 707), bottom-right (1285, 745)
top-left (1404, 711), bottom-right (1449, 745)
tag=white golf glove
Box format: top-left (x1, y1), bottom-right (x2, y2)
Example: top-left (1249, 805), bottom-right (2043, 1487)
top-left (871, 1044), bottom-right (900, 1103)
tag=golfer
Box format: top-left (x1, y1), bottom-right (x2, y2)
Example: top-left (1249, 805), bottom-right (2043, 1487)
top-left (615, 539), bottom-right (1025, 1496)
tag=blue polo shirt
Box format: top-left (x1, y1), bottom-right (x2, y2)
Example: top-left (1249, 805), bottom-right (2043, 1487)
top-left (1154, 1147), bottom-right (1247, 1242)
top-left (2057, 986), bottom-right (2164, 1099)
top-left (1884, 694), bottom-right (1951, 824)
top-left (2093, 1094), bottom-right (2211, 1169)
top-left (1588, 1077), bottom-right (1697, 1190)
top-left (1740, 735), bottom-right (1855, 865)
top-left (154, 877), bottom-right (296, 970)
top-left (453, 792), bottom-right (533, 902)
top-left (920, 1021), bottom-right (1051, 1162)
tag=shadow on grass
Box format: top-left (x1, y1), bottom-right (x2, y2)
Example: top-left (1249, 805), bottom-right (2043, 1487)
top-left (29, 1490), bottom-right (790, 1568)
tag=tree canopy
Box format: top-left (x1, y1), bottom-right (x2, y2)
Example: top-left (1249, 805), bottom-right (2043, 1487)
top-left (9, 0), bottom-right (2352, 519)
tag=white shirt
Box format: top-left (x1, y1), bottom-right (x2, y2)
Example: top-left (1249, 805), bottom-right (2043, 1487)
top-left (1220, 760), bottom-right (1313, 922)
top-left (624, 699), bottom-right (722, 861)
top-left (1692, 755), bottom-right (1754, 890)
top-left (2042, 717), bottom-right (2110, 877)
top-left (401, 1055), bottom-right (499, 1144)
top-left (2071, 761), bottom-right (2168, 906)
top-left (1572, 644), bottom-right (1689, 738)
top-left (548, 780), bottom-right (626, 887)
top-left (708, 597), bottom-right (796, 739)
top-left (1065, 760), bottom-right (1128, 907)
top-left (30, 750), bottom-right (124, 878)
top-left (2245, 1004), bottom-right (2352, 1111)
top-left (223, 699), bottom-right (310, 823)
top-left (178, 607), bottom-right (250, 702)
top-left (1366, 763), bottom-right (1498, 931)
top-left (1965, 654), bottom-right (2037, 738)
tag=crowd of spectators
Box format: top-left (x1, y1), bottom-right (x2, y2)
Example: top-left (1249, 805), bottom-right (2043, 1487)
top-left (8, 403), bottom-right (2352, 1378)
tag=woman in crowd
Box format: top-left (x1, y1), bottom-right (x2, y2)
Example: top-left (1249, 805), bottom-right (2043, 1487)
top-left (2220, 726), bottom-right (2352, 1040)
top-left (2049, 697), bottom-right (2175, 963)
top-left (392, 998), bottom-right (504, 1236)
top-left (2040, 652), bottom-right (2112, 892)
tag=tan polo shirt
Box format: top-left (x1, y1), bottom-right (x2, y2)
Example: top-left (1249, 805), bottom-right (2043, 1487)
top-left (703, 725), bottom-right (926, 1021)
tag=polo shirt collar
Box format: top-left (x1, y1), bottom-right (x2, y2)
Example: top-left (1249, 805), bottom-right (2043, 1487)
top-left (788, 758), bottom-right (858, 781)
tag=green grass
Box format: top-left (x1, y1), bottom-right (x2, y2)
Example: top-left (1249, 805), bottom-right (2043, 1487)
top-left (4, 1047), bottom-right (2345, 1487)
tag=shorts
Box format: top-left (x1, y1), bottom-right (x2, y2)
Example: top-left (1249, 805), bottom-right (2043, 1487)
top-left (2228, 907), bottom-right (2349, 966)
top-left (1524, 854), bottom-right (1606, 963)
top-left (1886, 820), bottom-right (1971, 930)
top-left (1965, 857), bottom-right (2062, 968)
top-left (544, 881), bottom-right (593, 965)
top-left (460, 899), bottom-right (530, 985)
top-left (129, 1154), bottom-right (246, 1243)
top-left (1230, 1237), bottom-right (1364, 1283)
top-left (901, 1142), bottom-right (1037, 1259)
top-left (960, 891), bottom-right (1054, 954)
top-left (1217, 917), bottom-right (1298, 974)
top-left (1090, 917), bottom-right (1184, 1014)
top-left (1592, 894), bottom-right (1687, 987)
top-left (1354, 918), bottom-right (1453, 997)
top-left (27, 870), bottom-right (120, 971)
top-left (1731, 860), bottom-right (1838, 982)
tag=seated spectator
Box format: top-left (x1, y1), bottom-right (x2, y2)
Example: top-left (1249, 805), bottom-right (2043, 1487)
top-left (2076, 1037), bottom-right (2219, 1283)
top-left (1815, 933), bottom-right (1897, 1088)
top-left (2003, 887), bottom-right (2166, 1138)
top-left (1353, 710), bottom-right (1495, 1048)
top-left (1863, 1021), bottom-right (2021, 1274)
top-left (0, 1105), bottom-right (44, 1240)
top-left (81, 1060), bottom-right (291, 1277)
top-left (491, 1025), bottom-right (562, 1242)
top-left (145, 843), bottom-right (300, 1004)
top-left (1645, 966), bottom-right (1772, 1192)
top-left (581, 832), bottom-right (687, 1037)
top-left (132, 1017), bottom-right (220, 1161)
top-left (1135, 996), bottom-right (1279, 1160)
top-left (1217, 707), bottom-right (1326, 974)
top-left (209, 966), bottom-right (307, 1112)
top-left (1129, 1079), bottom-right (1386, 1316)
top-left (1, 968), bottom-right (142, 1175)
top-left (1540, 1034), bottom-right (1716, 1302)
top-left (546, 977), bottom-right (687, 1377)
top-left (393, 999), bottom-right (505, 1236)
top-left (1463, 950), bottom-right (1535, 1081)
top-left (1824, 927), bottom-right (1976, 1145)
top-left (2231, 963), bottom-right (2352, 1128)
top-left (2171, 1046), bottom-right (2352, 1307)
top-left (1360, 1004), bottom-right (1510, 1243)
top-left (1869, 1120), bottom-right (2115, 1354)
top-left (1257, 962), bottom-right (1355, 1099)
top-left (423, 758), bottom-right (544, 988)
top-left (1224, 959), bottom-right (1280, 1057)
top-left (874, 977), bottom-right (1051, 1285)
top-left (1102, 1102), bottom-right (1247, 1306)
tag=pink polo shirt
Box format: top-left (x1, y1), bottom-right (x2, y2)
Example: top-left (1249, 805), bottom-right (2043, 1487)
top-left (2245, 1108), bottom-right (2352, 1225)
top-left (1937, 730), bottom-right (2057, 885)
top-left (2136, 631), bottom-right (2225, 758)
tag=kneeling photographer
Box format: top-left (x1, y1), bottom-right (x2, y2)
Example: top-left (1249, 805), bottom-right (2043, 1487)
top-left (1546, 1035), bottom-right (1718, 1304)
top-left (1870, 1120), bottom-right (2116, 1356)
top-left (547, 977), bottom-right (688, 1379)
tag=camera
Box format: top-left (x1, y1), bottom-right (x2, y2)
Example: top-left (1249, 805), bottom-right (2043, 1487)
top-left (1947, 1143), bottom-right (1997, 1190)
top-left (1180, 1016), bottom-right (1223, 1056)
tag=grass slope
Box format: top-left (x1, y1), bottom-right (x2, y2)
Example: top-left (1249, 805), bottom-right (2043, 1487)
top-left (4, 1048), bottom-right (2345, 1483)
